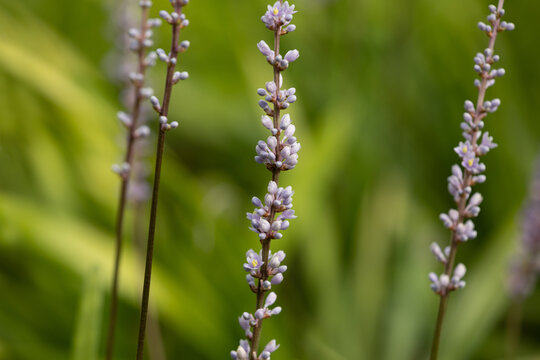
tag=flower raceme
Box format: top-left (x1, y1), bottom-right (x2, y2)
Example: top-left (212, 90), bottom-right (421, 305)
top-left (232, 1), bottom-right (300, 359)
top-left (429, 3), bottom-right (514, 360)
top-left (429, 2), bottom-right (514, 298)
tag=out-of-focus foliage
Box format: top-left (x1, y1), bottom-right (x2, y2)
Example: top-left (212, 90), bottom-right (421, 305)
top-left (0, 0), bottom-right (538, 359)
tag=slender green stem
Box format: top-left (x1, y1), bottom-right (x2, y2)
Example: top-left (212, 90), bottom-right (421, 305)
top-left (105, 6), bottom-right (149, 360)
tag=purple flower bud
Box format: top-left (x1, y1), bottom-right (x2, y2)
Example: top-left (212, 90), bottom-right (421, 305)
top-left (271, 273), bottom-right (284, 285)
top-left (261, 116), bottom-right (274, 131)
top-left (117, 111), bottom-right (132, 127)
top-left (456, 220), bottom-right (477, 242)
top-left (453, 263), bottom-right (467, 280)
top-left (440, 274), bottom-right (450, 287)
top-left (257, 40), bottom-right (274, 57)
top-left (270, 306), bottom-right (282, 315)
top-left (431, 242), bottom-right (447, 263)
top-left (268, 181), bottom-right (278, 194)
top-left (159, 10), bottom-right (173, 23)
top-left (285, 24), bottom-right (296, 32)
top-left (258, 100), bottom-right (270, 112)
top-left (284, 49), bottom-right (300, 63)
top-left (134, 125), bottom-right (150, 138)
top-left (150, 96), bottom-right (161, 112)
top-left (440, 213), bottom-right (453, 228)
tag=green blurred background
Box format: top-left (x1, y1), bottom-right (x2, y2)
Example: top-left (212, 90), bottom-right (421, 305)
top-left (0, 0), bottom-right (538, 359)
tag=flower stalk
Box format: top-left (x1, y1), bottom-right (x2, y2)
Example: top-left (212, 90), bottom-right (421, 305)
top-left (231, 2), bottom-right (300, 359)
top-left (135, 1), bottom-right (190, 359)
top-left (428, 2), bottom-right (514, 359)
top-left (505, 158), bottom-right (540, 357)
top-left (106, 1), bottom-right (160, 358)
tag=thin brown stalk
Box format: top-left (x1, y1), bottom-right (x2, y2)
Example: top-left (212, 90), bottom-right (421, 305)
top-left (106, 6), bottom-right (150, 360)
top-left (133, 183), bottom-right (168, 360)
top-left (135, 2), bottom-right (186, 359)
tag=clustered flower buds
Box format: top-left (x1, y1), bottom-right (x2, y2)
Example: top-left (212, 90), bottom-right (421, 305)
top-left (233, 2), bottom-right (299, 359)
top-left (231, 339), bottom-right (280, 360)
top-left (247, 181), bottom-right (296, 240)
top-left (149, 0), bottom-right (190, 132)
top-left (244, 249), bottom-right (287, 292)
top-left (429, 4), bottom-right (514, 296)
top-left (429, 263), bottom-right (467, 296)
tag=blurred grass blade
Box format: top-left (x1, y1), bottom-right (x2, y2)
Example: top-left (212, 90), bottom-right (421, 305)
top-left (71, 267), bottom-right (104, 360)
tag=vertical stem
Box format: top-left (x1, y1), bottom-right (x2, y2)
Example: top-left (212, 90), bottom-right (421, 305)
top-left (133, 197), bottom-right (168, 360)
top-left (430, 295), bottom-right (449, 360)
top-left (429, 1), bottom-right (505, 359)
top-left (135, 3), bottom-right (184, 358)
top-left (136, 129), bottom-right (166, 360)
top-left (249, 3), bottom-right (284, 358)
top-left (106, 6), bottom-right (149, 360)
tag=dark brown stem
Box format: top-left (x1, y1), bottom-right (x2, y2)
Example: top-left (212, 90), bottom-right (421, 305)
top-left (135, 3), bottom-right (184, 359)
top-left (105, 6), bottom-right (150, 360)
top-left (133, 196), bottom-right (168, 360)
top-left (249, 6), bottom-right (284, 359)
top-left (429, 1), bottom-right (505, 359)
top-left (136, 129), bottom-right (165, 360)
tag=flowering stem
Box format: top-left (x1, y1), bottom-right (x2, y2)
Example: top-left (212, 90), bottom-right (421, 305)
top-left (250, 15), bottom-right (283, 359)
top-left (105, 5), bottom-right (150, 360)
top-left (135, 2), bottom-right (187, 358)
top-left (429, 1), bottom-right (506, 359)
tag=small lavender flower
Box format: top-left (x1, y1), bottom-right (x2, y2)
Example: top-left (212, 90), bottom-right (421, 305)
top-left (429, 3), bottom-right (514, 360)
top-left (233, 1), bottom-right (300, 358)
top-left (261, 1), bottom-right (297, 30)
top-left (244, 250), bottom-right (264, 274)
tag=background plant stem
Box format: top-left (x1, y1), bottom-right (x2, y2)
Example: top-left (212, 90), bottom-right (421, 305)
top-left (505, 299), bottom-right (523, 359)
top-left (105, 6), bottom-right (149, 360)
top-left (135, 3), bottom-right (183, 358)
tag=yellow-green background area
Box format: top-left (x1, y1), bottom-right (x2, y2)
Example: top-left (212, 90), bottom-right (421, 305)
top-left (0, 0), bottom-right (538, 359)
